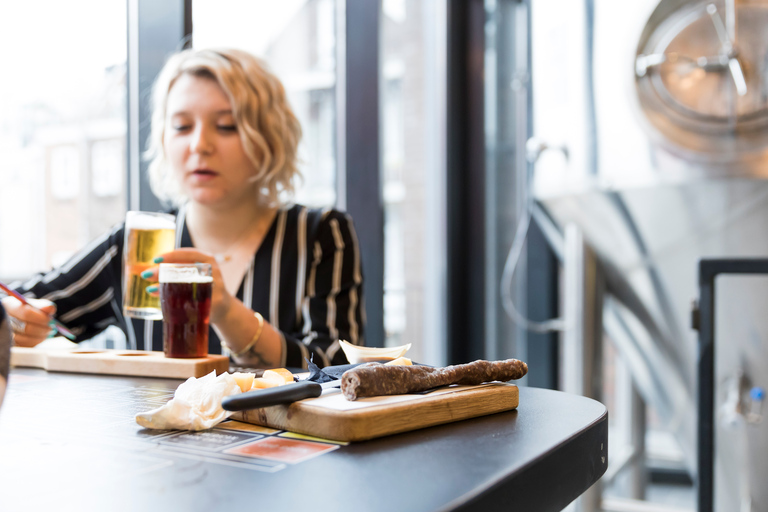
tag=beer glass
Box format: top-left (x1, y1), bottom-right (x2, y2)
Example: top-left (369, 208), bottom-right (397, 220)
top-left (122, 211), bottom-right (176, 320)
top-left (158, 263), bottom-right (212, 358)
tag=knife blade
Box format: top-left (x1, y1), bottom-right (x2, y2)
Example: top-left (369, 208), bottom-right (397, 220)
top-left (221, 379), bottom-right (341, 411)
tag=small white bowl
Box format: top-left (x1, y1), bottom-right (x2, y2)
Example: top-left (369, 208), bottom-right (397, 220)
top-left (340, 340), bottom-right (412, 364)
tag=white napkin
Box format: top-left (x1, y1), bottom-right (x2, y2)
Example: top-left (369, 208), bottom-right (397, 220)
top-left (135, 371), bottom-right (242, 431)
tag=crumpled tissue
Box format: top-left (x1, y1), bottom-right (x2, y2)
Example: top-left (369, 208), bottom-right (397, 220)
top-left (135, 371), bottom-right (242, 431)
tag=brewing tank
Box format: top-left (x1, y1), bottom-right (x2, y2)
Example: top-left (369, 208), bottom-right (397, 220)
top-left (530, 1), bottom-right (768, 509)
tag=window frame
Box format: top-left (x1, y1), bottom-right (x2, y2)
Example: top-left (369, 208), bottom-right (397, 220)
top-left (126, 0), bottom-right (192, 213)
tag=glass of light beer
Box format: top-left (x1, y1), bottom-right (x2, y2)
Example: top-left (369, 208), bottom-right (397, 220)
top-left (158, 263), bottom-right (213, 358)
top-left (123, 211), bottom-right (176, 320)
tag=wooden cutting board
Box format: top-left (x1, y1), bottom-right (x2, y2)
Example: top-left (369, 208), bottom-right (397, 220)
top-left (232, 382), bottom-right (519, 442)
top-left (10, 347), bottom-right (230, 379)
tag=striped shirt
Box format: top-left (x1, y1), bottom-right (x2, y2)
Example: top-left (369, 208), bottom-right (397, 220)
top-left (0, 303), bottom-right (10, 381)
top-left (13, 204), bottom-right (365, 369)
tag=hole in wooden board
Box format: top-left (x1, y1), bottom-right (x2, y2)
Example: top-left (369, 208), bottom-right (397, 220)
top-left (116, 352), bottom-right (152, 357)
top-left (71, 351), bottom-right (106, 355)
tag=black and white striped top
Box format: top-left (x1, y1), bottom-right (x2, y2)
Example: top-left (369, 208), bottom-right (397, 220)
top-left (0, 303), bottom-right (10, 381)
top-left (13, 204), bottom-right (365, 369)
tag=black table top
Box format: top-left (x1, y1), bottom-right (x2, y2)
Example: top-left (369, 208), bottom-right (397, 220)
top-left (0, 368), bottom-right (607, 512)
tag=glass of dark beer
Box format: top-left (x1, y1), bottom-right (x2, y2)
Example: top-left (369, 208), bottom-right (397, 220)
top-left (158, 263), bottom-right (213, 358)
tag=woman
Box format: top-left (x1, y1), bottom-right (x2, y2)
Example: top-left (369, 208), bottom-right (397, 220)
top-left (1, 48), bottom-right (364, 369)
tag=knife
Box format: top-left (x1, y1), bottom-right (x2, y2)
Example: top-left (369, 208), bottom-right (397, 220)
top-left (221, 379), bottom-right (341, 411)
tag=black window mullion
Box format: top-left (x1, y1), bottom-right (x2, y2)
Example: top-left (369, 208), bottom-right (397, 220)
top-left (342, 0), bottom-right (384, 348)
top-left (127, 0), bottom-right (192, 212)
top-left (446, 0), bottom-right (487, 364)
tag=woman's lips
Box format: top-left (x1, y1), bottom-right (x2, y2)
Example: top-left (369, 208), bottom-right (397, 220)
top-left (190, 169), bottom-right (218, 182)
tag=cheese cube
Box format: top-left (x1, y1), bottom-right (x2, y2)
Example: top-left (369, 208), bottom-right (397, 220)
top-left (263, 368), bottom-right (295, 384)
top-left (231, 372), bottom-right (256, 393)
top-left (251, 377), bottom-right (283, 389)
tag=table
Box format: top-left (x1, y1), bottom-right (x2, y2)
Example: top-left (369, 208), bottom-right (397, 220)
top-left (0, 368), bottom-right (607, 512)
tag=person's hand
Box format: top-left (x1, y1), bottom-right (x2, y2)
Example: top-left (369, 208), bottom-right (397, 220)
top-left (0, 296), bottom-right (57, 347)
top-left (142, 249), bottom-right (233, 324)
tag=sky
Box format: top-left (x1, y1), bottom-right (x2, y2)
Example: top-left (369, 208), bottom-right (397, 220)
top-left (0, 0), bottom-right (315, 113)
top-left (0, 0), bottom-right (127, 107)
top-left (193, 0), bottom-right (307, 54)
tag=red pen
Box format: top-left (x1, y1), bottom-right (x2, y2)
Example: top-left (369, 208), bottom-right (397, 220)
top-left (0, 280), bottom-right (76, 340)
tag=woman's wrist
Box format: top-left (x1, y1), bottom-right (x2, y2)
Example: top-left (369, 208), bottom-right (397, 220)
top-left (214, 299), bottom-right (280, 367)
top-left (222, 311), bottom-right (264, 358)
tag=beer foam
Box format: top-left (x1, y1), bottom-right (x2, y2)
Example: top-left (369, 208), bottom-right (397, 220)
top-left (126, 212), bottom-right (176, 230)
top-left (159, 267), bottom-right (213, 283)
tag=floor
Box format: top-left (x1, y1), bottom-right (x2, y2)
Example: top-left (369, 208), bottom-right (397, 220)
top-left (644, 482), bottom-right (696, 510)
top-left (600, 464), bottom-right (696, 512)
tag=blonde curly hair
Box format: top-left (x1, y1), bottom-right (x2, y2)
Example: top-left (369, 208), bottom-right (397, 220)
top-left (145, 48), bottom-right (302, 207)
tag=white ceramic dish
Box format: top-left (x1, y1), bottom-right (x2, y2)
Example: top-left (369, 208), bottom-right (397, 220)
top-left (339, 340), bottom-right (412, 364)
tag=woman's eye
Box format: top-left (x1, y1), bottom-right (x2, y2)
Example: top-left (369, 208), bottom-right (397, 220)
top-left (217, 125), bottom-right (237, 132)
top-left (172, 125), bottom-right (191, 132)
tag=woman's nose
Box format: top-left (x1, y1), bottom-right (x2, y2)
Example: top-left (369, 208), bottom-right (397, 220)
top-left (190, 126), bottom-right (214, 155)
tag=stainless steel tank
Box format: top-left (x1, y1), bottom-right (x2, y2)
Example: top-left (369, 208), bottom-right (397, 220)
top-left (530, 0), bottom-right (768, 509)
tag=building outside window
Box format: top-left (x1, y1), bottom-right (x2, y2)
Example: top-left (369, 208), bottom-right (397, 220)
top-left (192, 0), bottom-right (338, 208)
top-left (381, 0), bottom-right (447, 363)
top-left (0, 0), bottom-right (127, 280)
top-left (92, 139), bottom-right (124, 198)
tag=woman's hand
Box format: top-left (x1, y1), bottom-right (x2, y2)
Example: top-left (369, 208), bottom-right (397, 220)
top-left (0, 296), bottom-right (57, 347)
top-left (143, 248), bottom-right (233, 324)
top-left (143, 248), bottom-right (282, 367)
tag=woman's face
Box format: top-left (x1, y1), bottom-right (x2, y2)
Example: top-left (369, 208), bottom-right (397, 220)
top-left (163, 73), bottom-right (259, 208)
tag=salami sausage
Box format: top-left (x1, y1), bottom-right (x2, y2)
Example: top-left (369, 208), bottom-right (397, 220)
top-left (340, 358), bottom-right (528, 401)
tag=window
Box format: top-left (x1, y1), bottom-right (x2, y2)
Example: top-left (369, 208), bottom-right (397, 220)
top-left (381, 0), bottom-right (447, 363)
top-left (50, 146), bottom-right (80, 200)
top-left (0, 0), bottom-right (128, 279)
top-left (92, 139), bottom-right (124, 198)
top-left (192, 0), bottom-right (338, 206)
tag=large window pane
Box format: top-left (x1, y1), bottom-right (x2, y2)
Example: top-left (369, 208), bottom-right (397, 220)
top-left (381, 0), bottom-right (447, 364)
top-left (0, 0), bottom-right (127, 279)
top-left (192, 0), bottom-right (337, 206)
top-left (483, 0), bottom-right (526, 362)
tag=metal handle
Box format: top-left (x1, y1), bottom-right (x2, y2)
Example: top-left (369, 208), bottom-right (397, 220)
top-left (525, 137), bottom-right (569, 164)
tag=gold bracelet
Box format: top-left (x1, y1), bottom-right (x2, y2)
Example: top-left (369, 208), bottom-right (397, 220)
top-left (225, 312), bottom-right (264, 358)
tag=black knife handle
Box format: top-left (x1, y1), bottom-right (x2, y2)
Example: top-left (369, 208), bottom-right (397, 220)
top-left (221, 381), bottom-right (323, 411)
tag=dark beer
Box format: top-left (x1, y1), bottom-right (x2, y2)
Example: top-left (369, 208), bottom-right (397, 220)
top-left (159, 264), bottom-right (212, 358)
